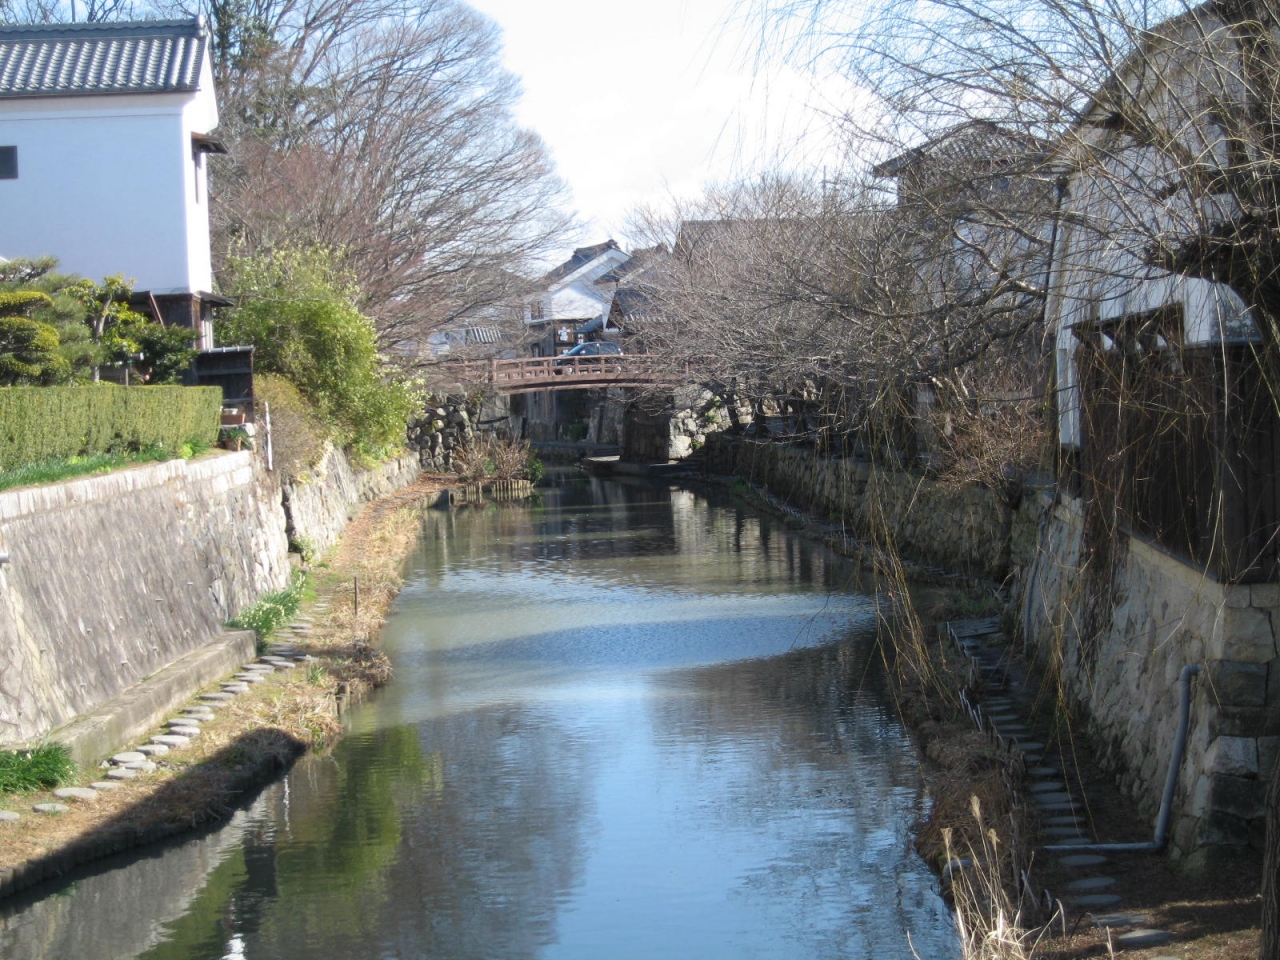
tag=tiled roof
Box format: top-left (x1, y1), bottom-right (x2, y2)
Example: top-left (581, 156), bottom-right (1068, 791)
top-left (538, 239), bottom-right (622, 286)
top-left (872, 121), bottom-right (1049, 178)
top-left (0, 18), bottom-right (208, 98)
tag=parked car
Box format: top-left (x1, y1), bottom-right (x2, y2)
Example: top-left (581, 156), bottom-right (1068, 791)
top-left (554, 341), bottom-right (623, 367)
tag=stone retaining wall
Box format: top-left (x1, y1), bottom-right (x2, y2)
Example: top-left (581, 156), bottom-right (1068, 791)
top-left (406, 394), bottom-right (513, 473)
top-left (704, 434), bottom-right (1015, 581)
top-left (0, 452), bottom-right (290, 746)
top-left (706, 433), bottom-right (1277, 868)
top-left (0, 444), bottom-right (422, 752)
top-left (623, 388), bottom-right (742, 463)
top-left (282, 446), bottom-right (420, 557)
top-left (1017, 495), bottom-right (1280, 870)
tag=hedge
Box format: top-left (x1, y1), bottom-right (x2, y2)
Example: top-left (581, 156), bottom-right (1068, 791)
top-left (0, 385), bottom-right (222, 470)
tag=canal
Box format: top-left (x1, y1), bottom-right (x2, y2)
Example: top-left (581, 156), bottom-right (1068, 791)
top-left (1, 474), bottom-right (958, 959)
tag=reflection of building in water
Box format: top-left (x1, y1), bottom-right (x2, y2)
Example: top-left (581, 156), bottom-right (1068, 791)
top-left (414, 477), bottom-right (865, 596)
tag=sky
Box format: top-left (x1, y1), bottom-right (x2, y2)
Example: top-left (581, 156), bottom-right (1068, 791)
top-left (465, 0), bottom-right (866, 257)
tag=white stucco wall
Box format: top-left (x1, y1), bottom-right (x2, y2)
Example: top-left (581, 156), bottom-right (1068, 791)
top-left (1045, 10), bottom-right (1262, 449)
top-left (531, 246), bottom-right (631, 324)
top-left (0, 75), bottom-right (217, 294)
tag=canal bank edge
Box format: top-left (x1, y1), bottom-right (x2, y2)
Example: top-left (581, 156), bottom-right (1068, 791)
top-left (0, 461), bottom-right (453, 901)
top-left (693, 451), bottom-right (1264, 958)
top-left (0, 446), bottom-right (421, 754)
top-left (703, 432), bottom-right (1280, 872)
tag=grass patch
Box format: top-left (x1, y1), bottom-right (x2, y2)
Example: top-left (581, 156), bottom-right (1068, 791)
top-left (228, 570), bottom-right (309, 648)
top-left (0, 744), bottom-right (76, 794)
top-left (0, 441), bottom-right (212, 493)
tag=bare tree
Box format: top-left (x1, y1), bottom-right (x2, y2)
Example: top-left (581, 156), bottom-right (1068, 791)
top-left (627, 124), bottom-right (1052, 481)
top-left (1, 0), bottom-right (574, 347)
top-left (192, 0), bottom-right (572, 344)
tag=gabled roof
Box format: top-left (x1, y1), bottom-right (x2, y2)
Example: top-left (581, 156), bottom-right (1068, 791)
top-left (0, 18), bottom-right (208, 98)
top-left (872, 120), bottom-right (1049, 179)
top-left (538, 239), bottom-right (623, 287)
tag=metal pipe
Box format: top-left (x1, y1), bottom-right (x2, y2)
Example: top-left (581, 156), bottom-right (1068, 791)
top-left (1044, 663), bottom-right (1201, 853)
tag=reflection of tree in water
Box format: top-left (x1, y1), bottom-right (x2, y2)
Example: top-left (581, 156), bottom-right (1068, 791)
top-left (133, 723), bottom-right (433, 960)
top-left (131, 706), bottom-right (593, 960)
top-left (369, 703), bottom-right (596, 960)
top-left (407, 479), bottom-right (866, 600)
top-left (646, 637), bottom-right (955, 958)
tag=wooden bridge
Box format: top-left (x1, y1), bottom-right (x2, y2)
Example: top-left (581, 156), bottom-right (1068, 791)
top-left (441, 356), bottom-right (674, 394)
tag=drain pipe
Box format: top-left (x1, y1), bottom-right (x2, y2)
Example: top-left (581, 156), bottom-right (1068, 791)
top-left (1043, 663), bottom-right (1201, 854)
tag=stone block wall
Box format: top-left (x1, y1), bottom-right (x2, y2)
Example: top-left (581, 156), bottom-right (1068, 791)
top-left (0, 452), bottom-right (290, 745)
top-left (282, 445), bottom-right (420, 557)
top-left (1018, 496), bottom-right (1280, 867)
top-left (0, 441), bottom-right (424, 750)
top-left (624, 389), bottom-right (745, 464)
top-left (704, 435), bottom-right (1014, 581)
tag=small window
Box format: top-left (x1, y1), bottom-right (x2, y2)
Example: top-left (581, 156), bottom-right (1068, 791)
top-left (0, 146), bottom-right (16, 180)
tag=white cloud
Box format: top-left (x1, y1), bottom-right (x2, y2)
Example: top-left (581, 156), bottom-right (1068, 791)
top-left (468, 0), bottom-right (869, 248)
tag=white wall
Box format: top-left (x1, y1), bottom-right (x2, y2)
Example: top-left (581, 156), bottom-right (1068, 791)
top-left (0, 84), bottom-right (217, 294)
top-left (533, 246), bottom-right (631, 324)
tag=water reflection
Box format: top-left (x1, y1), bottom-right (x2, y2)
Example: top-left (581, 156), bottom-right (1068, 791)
top-left (0, 475), bottom-right (956, 960)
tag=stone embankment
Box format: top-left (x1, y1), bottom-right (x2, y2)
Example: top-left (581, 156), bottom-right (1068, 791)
top-left (0, 472), bottom-right (459, 902)
top-left (707, 452), bottom-right (1259, 955)
top-left (407, 397), bottom-right (482, 472)
top-left (703, 433), bottom-right (1029, 581)
top-left (406, 394), bottom-right (514, 472)
top-left (0, 443), bottom-right (424, 764)
top-left (703, 431), bottom-right (1278, 871)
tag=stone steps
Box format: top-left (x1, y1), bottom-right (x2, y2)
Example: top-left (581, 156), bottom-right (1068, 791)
top-left (1, 652), bottom-right (305, 825)
top-left (947, 619), bottom-right (1175, 952)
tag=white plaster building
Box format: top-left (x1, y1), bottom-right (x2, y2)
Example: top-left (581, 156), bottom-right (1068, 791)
top-left (1027, 1), bottom-right (1280, 868)
top-left (0, 18), bottom-right (225, 346)
top-left (525, 239), bottom-right (631, 356)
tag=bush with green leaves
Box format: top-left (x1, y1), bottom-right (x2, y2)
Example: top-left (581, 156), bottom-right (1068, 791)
top-left (0, 290), bottom-right (53, 317)
top-left (0, 385), bottom-right (221, 471)
top-left (0, 316), bottom-right (69, 385)
top-left (218, 247), bottom-right (414, 456)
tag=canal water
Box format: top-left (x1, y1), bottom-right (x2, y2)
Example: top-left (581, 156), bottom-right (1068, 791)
top-left (0, 474), bottom-right (958, 960)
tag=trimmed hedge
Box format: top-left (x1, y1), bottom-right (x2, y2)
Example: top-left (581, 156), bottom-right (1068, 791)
top-left (0, 385), bottom-right (222, 470)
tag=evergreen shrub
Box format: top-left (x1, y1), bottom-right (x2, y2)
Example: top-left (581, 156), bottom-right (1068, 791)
top-left (0, 291), bottom-right (53, 316)
top-left (0, 385), bottom-right (221, 470)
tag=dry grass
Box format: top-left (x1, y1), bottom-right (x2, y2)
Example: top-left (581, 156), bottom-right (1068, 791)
top-left (0, 472), bottom-right (456, 891)
top-left (896, 595), bottom-right (1263, 960)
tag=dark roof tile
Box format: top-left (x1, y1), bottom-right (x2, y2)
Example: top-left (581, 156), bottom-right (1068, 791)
top-left (0, 18), bottom-right (208, 98)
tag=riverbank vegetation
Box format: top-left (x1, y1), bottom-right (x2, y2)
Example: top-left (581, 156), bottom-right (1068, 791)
top-left (0, 745), bottom-right (75, 795)
top-left (227, 570), bottom-right (310, 651)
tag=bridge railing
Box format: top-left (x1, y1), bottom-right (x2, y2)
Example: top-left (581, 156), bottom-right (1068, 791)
top-left (442, 355), bottom-right (675, 392)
